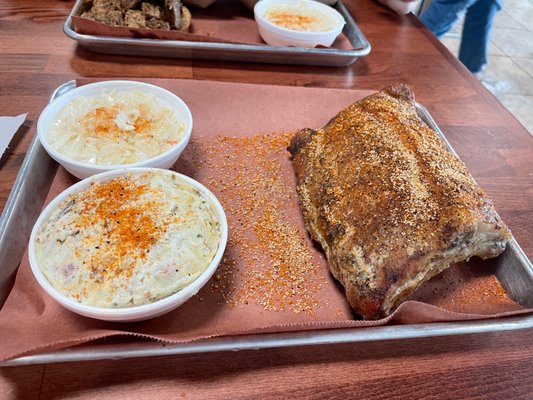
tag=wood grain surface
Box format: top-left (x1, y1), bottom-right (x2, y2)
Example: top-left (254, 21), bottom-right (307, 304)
top-left (0, 0), bottom-right (532, 398)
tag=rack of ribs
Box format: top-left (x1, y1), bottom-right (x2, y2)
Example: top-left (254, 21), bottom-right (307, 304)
top-left (288, 84), bottom-right (510, 320)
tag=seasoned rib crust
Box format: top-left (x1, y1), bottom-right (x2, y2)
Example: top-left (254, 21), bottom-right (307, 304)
top-left (288, 84), bottom-right (510, 320)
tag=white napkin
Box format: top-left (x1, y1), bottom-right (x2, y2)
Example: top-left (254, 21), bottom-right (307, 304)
top-left (0, 113), bottom-right (27, 160)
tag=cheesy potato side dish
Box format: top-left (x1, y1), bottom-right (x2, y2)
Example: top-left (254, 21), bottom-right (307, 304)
top-left (264, 3), bottom-right (337, 32)
top-left (34, 170), bottom-right (221, 308)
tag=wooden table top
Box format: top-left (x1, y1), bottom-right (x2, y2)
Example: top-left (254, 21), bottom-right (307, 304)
top-left (0, 0), bottom-right (532, 398)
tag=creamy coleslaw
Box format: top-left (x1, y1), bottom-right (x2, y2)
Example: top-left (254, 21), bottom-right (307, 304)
top-left (47, 90), bottom-right (185, 165)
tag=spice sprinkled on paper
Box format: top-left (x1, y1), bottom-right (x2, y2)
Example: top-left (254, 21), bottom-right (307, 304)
top-left (184, 132), bottom-right (327, 315)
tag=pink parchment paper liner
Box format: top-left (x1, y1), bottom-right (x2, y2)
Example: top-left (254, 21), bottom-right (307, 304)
top-left (71, 0), bottom-right (356, 49)
top-left (0, 78), bottom-right (531, 362)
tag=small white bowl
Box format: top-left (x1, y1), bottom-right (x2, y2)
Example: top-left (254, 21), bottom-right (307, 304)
top-left (254, 0), bottom-right (346, 48)
top-left (28, 168), bottom-right (228, 322)
top-left (241, 0), bottom-right (337, 10)
top-left (37, 80), bottom-right (193, 179)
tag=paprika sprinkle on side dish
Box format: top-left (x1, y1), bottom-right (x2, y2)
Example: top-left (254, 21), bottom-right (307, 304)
top-left (34, 170), bottom-right (221, 308)
top-left (47, 90), bottom-right (185, 165)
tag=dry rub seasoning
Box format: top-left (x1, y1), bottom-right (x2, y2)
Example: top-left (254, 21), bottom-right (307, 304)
top-left (183, 132), bottom-right (329, 315)
top-left (179, 130), bottom-right (519, 318)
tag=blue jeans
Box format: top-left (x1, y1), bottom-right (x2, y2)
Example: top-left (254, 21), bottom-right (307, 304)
top-left (420, 0), bottom-right (502, 73)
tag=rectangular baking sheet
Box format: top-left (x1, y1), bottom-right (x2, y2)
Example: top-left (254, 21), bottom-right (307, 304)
top-left (0, 81), bottom-right (531, 367)
top-left (63, 0), bottom-right (371, 67)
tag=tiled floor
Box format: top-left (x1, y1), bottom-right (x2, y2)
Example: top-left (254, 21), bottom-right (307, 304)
top-left (438, 0), bottom-right (533, 135)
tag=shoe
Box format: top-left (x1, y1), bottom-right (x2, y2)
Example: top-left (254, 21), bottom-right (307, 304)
top-left (472, 71), bottom-right (508, 96)
top-left (480, 78), bottom-right (509, 96)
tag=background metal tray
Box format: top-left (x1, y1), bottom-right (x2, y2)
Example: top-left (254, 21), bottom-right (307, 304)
top-left (63, 0), bottom-right (371, 67)
top-left (0, 81), bottom-right (531, 367)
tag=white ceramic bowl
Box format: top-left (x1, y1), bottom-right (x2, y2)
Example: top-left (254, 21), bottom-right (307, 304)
top-left (28, 168), bottom-right (228, 322)
top-left (241, 0), bottom-right (337, 10)
top-left (254, 0), bottom-right (345, 48)
top-left (37, 80), bottom-right (193, 179)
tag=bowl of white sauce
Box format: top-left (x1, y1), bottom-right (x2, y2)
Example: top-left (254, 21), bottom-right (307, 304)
top-left (37, 80), bottom-right (193, 179)
top-left (254, 0), bottom-right (346, 47)
top-left (28, 168), bottom-right (228, 322)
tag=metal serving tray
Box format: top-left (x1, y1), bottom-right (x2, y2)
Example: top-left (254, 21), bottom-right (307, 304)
top-left (1, 81), bottom-right (532, 367)
top-left (63, 0), bottom-right (371, 67)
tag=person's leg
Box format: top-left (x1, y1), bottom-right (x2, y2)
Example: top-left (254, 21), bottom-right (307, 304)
top-left (458, 0), bottom-right (502, 73)
top-left (420, 0), bottom-right (477, 38)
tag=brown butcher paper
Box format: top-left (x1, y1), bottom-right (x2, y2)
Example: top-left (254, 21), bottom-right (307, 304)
top-left (72, 0), bottom-right (356, 49)
top-left (0, 78), bottom-right (530, 362)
